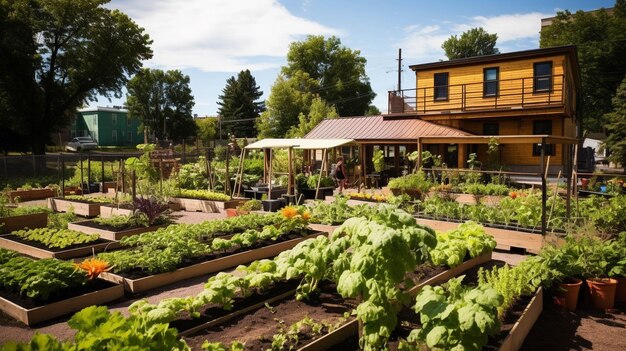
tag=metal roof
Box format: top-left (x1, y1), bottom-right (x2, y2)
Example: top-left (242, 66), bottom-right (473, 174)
top-left (304, 115), bottom-right (471, 141)
top-left (245, 138), bottom-right (354, 150)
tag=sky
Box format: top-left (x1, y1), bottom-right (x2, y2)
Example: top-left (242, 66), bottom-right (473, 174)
top-left (96, 0), bottom-right (615, 116)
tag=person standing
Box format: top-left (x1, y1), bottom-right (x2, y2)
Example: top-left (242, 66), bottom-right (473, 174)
top-left (336, 156), bottom-right (347, 193)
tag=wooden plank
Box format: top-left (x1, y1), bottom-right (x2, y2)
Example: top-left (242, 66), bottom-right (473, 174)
top-left (173, 198), bottom-right (242, 213)
top-left (499, 287), bottom-right (543, 351)
top-left (8, 188), bottom-right (56, 202)
top-left (0, 283), bottom-right (124, 326)
top-left (0, 235), bottom-right (120, 260)
top-left (0, 212), bottom-right (48, 233)
top-left (99, 206), bottom-right (133, 218)
top-left (100, 233), bottom-right (325, 293)
top-left (67, 221), bottom-right (167, 241)
top-left (48, 198), bottom-right (103, 217)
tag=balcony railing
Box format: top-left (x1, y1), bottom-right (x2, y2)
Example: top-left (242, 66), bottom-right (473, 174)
top-left (388, 74), bottom-right (567, 115)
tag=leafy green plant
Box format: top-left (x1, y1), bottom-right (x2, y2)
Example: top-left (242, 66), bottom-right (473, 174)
top-left (305, 174), bottom-right (335, 189)
top-left (64, 195), bottom-right (113, 204)
top-left (478, 265), bottom-right (534, 318)
top-left (429, 221), bottom-right (496, 268)
top-left (12, 228), bottom-right (99, 249)
top-left (177, 189), bottom-right (231, 201)
top-left (401, 276), bottom-right (503, 351)
top-left (237, 199), bottom-right (262, 212)
top-left (372, 149), bottom-right (385, 173)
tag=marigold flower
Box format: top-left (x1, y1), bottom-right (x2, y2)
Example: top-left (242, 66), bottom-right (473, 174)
top-left (75, 257), bottom-right (112, 280)
top-left (280, 206), bottom-right (298, 219)
top-left (302, 211), bottom-right (311, 221)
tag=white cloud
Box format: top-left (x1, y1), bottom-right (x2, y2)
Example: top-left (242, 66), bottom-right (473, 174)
top-left (109, 0), bottom-right (338, 72)
top-left (397, 12), bottom-right (551, 64)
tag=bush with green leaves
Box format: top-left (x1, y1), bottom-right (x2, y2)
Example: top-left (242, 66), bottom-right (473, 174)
top-left (429, 221), bottom-right (497, 268)
top-left (388, 171), bottom-right (432, 198)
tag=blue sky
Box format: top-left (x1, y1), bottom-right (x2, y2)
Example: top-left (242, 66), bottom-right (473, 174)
top-left (97, 0), bottom-right (614, 116)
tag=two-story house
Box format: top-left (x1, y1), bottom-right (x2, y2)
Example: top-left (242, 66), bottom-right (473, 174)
top-left (73, 107), bottom-right (144, 147)
top-left (306, 45), bottom-right (579, 181)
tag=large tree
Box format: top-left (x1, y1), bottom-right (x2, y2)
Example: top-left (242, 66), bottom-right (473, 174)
top-left (282, 35), bottom-right (375, 117)
top-left (287, 97), bottom-right (338, 138)
top-left (216, 69), bottom-right (264, 138)
top-left (540, 1), bottom-right (626, 132)
top-left (126, 69), bottom-right (197, 142)
top-left (195, 117), bottom-right (218, 145)
top-left (0, 0), bottom-right (152, 154)
top-left (603, 75), bottom-right (626, 166)
top-left (257, 73), bottom-right (317, 138)
top-left (442, 27), bottom-right (500, 60)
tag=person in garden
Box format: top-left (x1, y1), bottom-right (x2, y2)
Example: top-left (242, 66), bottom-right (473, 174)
top-left (336, 156), bottom-right (347, 193)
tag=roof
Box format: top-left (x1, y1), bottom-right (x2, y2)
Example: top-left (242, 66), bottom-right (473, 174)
top-left (78, 106), bottom-right (128, 113)
top-left (245, 138), bottom-right (354, 150)
top-left (304, 116), bottom-right (471, 141)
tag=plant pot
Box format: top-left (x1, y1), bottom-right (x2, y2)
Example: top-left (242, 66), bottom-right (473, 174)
top-left (580, 178), bottom-right (589, 190)
top-left (586, 278), bottom-right (618, 310)
top-left (225, 208), bottom-right (239, 218)
top-left (614, 276), bottom-right (626, 304)
top-left (262, 199), bottom-right (285, 212)
top-left (557, 277), bottom-right (582, 311)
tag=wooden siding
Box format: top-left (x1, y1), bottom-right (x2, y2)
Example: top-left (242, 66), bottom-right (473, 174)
top-left (414, 55), bottom-right (570, 118)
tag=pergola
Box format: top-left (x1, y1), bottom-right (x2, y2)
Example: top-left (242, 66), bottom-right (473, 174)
top-left (234, 138), bottom-right (354, 200)
top-left (416, 134), bottom-right (579, 235)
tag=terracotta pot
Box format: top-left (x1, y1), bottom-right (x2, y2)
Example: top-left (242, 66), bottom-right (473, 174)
top-left (225, 208), bottom-right (239, 218)
top-left (615, 276), bottom-right (626, 304)
top-left (581, 178), bottom-right (589, 189)
top-left (557, 277), bottom-right (582, 311)
top-left (587, 278), bottom-right (618, 310)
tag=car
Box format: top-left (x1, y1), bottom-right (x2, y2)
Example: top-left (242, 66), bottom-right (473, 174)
top-left (65, 137), bottom-right (98, 152)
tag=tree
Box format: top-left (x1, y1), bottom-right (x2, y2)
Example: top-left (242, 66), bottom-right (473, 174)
top-left (365, 105), bottom-right (381, 116)
top-left (540, 2), bottom-right (626, 131)
top-left (442, 27), bottom-right (499, 60)
top-left (217, 70), bottom-right (264, 138)
top-left (126, 68), bottom-right (197, 142)
top-left (603, 75), bottom-right (626, 166)
top-left (196, 117), bottom-right (218, 145)
top-left (0, 0), bottom-right (152, 154)
top-left (287, 97), bottom-right (339, 137)
top-left (257, 73), bottom-right (316, 138)
top-left (282, 35), bottom-right (375, 117)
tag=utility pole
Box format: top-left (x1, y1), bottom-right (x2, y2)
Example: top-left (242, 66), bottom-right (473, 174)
top-left (397, 48), bottom-right (402, 92)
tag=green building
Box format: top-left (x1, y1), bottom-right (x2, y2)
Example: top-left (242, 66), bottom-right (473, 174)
top-left (73, 107), bottom-right (143, 146)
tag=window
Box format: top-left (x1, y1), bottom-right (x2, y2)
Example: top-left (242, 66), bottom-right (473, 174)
top-left (483, 123), bottom-right (499, 135)
top-left (483, 67), bottom-right (499, 97)
top-left (112, 130), bottom-right (117, 143)
top-left (533, 61), bottom-right (552, 92)
top-left (532, 120), bottom-right (555, 156)
top-left (433, 73), bottom-right (449, 100)
top-left (126, 115), bottom-right (132, 127)
top-left (112, 114), bottom-right (117, 126)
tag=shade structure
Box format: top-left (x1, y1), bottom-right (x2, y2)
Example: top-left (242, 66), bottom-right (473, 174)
top-left (245, 138), bottom-right (354, 150)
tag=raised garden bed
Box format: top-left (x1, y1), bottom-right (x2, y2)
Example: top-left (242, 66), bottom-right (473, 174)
top-left (0, 279), bottom-right (123, 326)
top-left (67, 220), bottom-right (167, 241)
top-left (498, 287), bottom-right (543, 351)
top-left (0, 234), bottom-right (119, 259)
top-left (415, 217), bottom-right (544, 254)
top-left (8, 188), bottom-right (56, 202)
top-left (99, 204), bottom-right (134, 218)
top-left (0, 212), bottom-right (48, 234)
top-left (170, 197), bottom-right (242, 213)
top-left (99, 232), bottom-right (325, 293)
top-left (47, 197), bottom-right (109, 217)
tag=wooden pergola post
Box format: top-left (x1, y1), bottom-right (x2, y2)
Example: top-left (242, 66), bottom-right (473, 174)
top-left (540, 137), bottom-right (547, 236)
top-left (315, 149), bottom-right (327, 200)
top-left (417, 137), bottom-right (423, 171)
top-left (288, 147), bottom-right (294, 196)
top-left (267, 148), bottom-right (273, 200)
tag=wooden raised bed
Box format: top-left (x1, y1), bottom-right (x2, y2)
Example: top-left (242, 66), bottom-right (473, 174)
top-left (0, 235), bottom-right (120, 260)
top-left (0, 282), bottom-right (124, 326)
top-left (498, 287), bottom-right (543, 351)
top-left (99, 205), bottom-right (134, 218)
top-left (0, 212), bottom-right (48, 234)
top-left (170, 197), bottom-right (242, 213)
top-left (307, 223), bottom-right (340, 235)
top-left (47, 197), bottom-right (107, 217)
top-left (100, 232), bottom-right (325, 293)
top-left (295, 252), bottom-right (493, 350)
top-left (8, 188), bottom-right (56, 202)
top-left (415, 218), bottom-right (543, 254)
top-left (67, 221), bottom-right (166, 241)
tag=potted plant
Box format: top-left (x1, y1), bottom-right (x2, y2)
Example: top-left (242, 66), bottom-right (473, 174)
top-left (574, 235), bottom-right (619, 310)
top-left (607, 233), bottom-right (626, 305)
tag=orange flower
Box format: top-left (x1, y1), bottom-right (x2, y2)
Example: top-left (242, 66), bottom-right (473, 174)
top-left (75, 258), bottom-right (112, 280)
top-left (510, 191), bottom-right (518, 199)
top-left (302, 211), bottom-right (311, 221)
top-left (280, 206), bottom-right (298, 219)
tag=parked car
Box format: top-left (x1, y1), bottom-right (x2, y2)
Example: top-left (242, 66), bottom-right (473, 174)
top-left (65, 137), bottom-right (98, 152)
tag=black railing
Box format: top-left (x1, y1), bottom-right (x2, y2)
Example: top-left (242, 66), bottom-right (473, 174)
top-left (388, 74), bottom-right (566, 114)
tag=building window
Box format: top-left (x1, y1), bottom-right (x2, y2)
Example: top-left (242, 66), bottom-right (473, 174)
top-left (532, 120), bottom-right (555, 156)
top-left (112, 130), bottom-right (117, 143)
top-left (533, 61), bottom-right (552, 92)
top-left (112, 114), bottom-right (117, 126)
top-left (126, 115), bottom-right (132, 127)
top-left (483, 67), bottom-right (499, 97)
top-left (483, 123), bottom-right (499, 135)
top-left (433, 73), bottom-right (449, 101)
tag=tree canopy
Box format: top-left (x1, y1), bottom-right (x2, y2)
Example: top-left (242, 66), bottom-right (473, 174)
top-left (603, 75), bottom-right (626, 166)
top-left (442, 27), bottom-right (500, 60)
top-left (126, 69), bottom-right (197, 142)
top-left (0, 0), bottom-right (152, 154)
top-left (282, 35), bottom-right (375, 117)
top-left (540, 1), bottom-right (626, 132)
top-left (195, 117), bottom-right (218, 144)
top-left (287, 97), bottom-right (338, 138)
top-left (216, 70), bottom-right (264, 138)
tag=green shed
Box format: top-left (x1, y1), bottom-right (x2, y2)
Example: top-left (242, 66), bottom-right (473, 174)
top-left (73, 107), bottom-right (144, 146)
